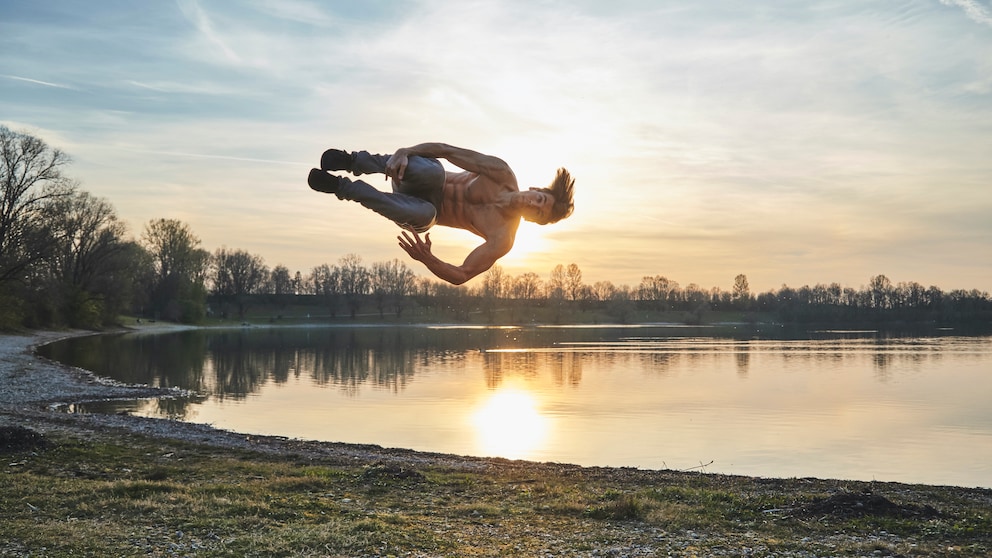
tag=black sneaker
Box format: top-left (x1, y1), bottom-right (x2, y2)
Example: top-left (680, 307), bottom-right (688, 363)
top-left (320, 149), bottom-right (354, 171)
top-left (308, 168), bottom-right (340, 194)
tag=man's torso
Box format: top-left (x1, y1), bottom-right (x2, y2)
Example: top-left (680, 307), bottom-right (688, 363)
top-left (437, 171), bottom-right (520, 241)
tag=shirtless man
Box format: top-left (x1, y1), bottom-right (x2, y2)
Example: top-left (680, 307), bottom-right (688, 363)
top-left (307, 143), bottom-right (574, 285)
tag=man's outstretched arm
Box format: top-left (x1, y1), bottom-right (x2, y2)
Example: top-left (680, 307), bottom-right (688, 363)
top-left (386, 143), bottom-right (515, 183)
top-left (398, 229), bottom-right (510, 285)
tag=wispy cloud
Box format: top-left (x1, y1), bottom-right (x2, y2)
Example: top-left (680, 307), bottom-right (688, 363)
top-left (1, 74), bottom-right (77, 90)
top-left (115, 145), bottom-right (305, 166)
top-left (940, 0), bottom-right (992, 26)
top-left (125, 79), bottom-right (242, 96)
top-left (175, 0), bottom-right (242, 63)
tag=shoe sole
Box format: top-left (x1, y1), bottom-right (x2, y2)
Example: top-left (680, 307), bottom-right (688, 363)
top-left (307, 168), bottom-right (338, 194)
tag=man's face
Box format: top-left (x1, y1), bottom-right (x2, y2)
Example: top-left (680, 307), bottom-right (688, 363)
top-left (521, 189), bottom-right (554, 224)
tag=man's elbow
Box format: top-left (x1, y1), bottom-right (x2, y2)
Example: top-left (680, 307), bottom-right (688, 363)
top-left (438, 267), bottom-right (482, 286)
top-left (444, 272), bottom-right (473, 286)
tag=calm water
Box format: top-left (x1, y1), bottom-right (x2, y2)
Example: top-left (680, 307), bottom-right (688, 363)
top-left (40, 325), bottom-right (992, 488)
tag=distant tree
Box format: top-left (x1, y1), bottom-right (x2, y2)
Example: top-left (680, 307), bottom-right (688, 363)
top-left (868, 274), bottom-right (893, 310)
top-left (684, 283), bottom-right (707, 306)
top-left (548, 264), bottom-right (565, 300)
top-left (511, 272), bottom-right (543, 300)
top-left (607, 283), bottom-right (635, 323)
top-left (370, 258), bottom-right (416, 317)
top-left (387, 260), bottom-right (416, 317)
top-left (732, 274), bottom-right (751, 310)
top-left (292, 270), bottom-right (304, 295)
top-left (565, 263), bottom-right (583, 301)
top-left (479, 264), bottom-right (507, 322)
top-left (309, 263), bottom-right (341, 317)
top-left (211, 247), bottom-right (269, 319)
top-left (638, 275), bottom-right (673, 310)
top-left (591, 280), bottom-right (617, 302)
top-left (338, 253), bottom-right (370, 319)
top-left (482, 264), bottom-right (507, 299)
top-left (141, 218), bottom-right (209, 323)
top-left (270, 265), bottom-right (293, 296)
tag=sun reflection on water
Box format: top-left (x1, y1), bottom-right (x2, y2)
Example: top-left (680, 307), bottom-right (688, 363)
top-left (471, 386), bottom-right (549, 460)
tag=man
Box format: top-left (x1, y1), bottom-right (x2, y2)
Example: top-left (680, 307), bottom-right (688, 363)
top-left (308, 142), bottom-right (574, 285)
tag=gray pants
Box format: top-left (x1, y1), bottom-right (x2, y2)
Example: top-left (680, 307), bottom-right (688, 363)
top-left (336, 151), bottom-right (445, 233)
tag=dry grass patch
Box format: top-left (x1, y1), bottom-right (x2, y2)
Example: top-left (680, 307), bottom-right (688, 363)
top-left (2, 425), bottom-right (990, 556)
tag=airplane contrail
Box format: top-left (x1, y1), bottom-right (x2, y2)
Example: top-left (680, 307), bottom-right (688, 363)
top-left (116, 146), bottom-right (306, 166)
top-left (1, 74), bottom-right (77, 90)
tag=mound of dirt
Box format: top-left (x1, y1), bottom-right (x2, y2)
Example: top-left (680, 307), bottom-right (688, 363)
top-left (359, 461), bottom-right (426, 483)
top-left (793, 489), bottom-right (941, 519)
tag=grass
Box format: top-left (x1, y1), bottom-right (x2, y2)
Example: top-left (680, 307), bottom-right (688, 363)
top-left (2, 424), bottom-right (990, 557)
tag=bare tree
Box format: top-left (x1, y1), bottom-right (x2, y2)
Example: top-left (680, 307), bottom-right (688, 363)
top-left (732, 273), bottom-right (751, 310)
top-left (547, 264), bottom-right (565, 300)
top-left (270, 265), bottom-right (293, 295)
top-left (482, 264), bottom-right (507, 299)
top-left (565, 263), bottom-right (583, 301)
top-left (0, 126), bottom-right (74, 285)
top-left (212, 247), bottom-right (269, 319)
top-left (591, 280), bottom-right (616, 302)
top-left (141, 218), bottom-right (210, 322)
top-left (371, 258), bottom-right (416, 317)
top-left (42, 190), bottom-right (134, 326)
top-left (338, 253), bottom-right (370, 318)
top-left (292, 270), bottom-right (304, 296)
top-left (511, 272), bottom-right (543, 300)
top-left (309, 263), bottom-right (341, 317)
top-left (868, 274), bottom-right (894, 310)
top-left (638, 275), bottom-right (673, 310)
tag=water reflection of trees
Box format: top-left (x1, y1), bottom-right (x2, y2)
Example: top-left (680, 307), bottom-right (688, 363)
top-left (39, 331), bottom-right (209, 390)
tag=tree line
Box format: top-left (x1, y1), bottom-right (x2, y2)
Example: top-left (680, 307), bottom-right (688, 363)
top-left (3, 126), bottom-right (990, 329)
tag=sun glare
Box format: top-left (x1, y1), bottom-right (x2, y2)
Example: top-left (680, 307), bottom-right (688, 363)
top-left (471, 387), bottom-right (549, 460)
top-left (504, 223), bottom-right (550, 263)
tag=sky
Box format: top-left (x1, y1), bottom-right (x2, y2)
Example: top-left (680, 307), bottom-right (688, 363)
top-left (2, 0), bottom-right (991, 294)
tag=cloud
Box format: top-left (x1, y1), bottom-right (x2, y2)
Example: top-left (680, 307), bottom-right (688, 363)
top-left (940, 0), bottom-right (992, 26)
top-left (113, 145), bottom-right (305, 167)
top-left (1, 74), bottom-right (77, 90)
top-left (175, 0), bottom-right (242, 63)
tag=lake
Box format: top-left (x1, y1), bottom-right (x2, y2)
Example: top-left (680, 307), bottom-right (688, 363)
top-left (39, 325), bottom-right (992, 488)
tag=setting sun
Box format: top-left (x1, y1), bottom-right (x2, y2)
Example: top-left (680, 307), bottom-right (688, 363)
top-left (505, 222), bottom-right (550, 263)
top-left (471, 387), bottom-right (549, 460)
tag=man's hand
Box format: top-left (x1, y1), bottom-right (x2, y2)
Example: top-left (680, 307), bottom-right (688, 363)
top-left (398, 228), bottom-right (432, 262)
top-left (385, 149), bottom-right (410, 181)
top-left (398, 225), bottom-right (509, 285)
